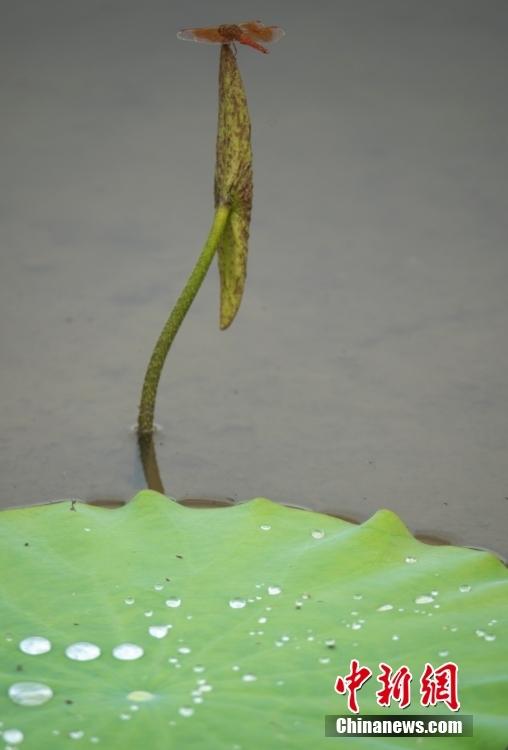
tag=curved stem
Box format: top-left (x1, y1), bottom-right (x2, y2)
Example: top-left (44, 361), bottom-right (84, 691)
top-left (138, 203), bottom-right (231, 438)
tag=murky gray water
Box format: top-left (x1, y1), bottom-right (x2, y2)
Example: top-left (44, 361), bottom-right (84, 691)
top-left (1, 1), bottom-right (507, 557)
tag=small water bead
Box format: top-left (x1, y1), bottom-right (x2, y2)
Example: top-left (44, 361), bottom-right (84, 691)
top-left (9, 682), bottom-right (53, 706)
top-left (475, 629), bottom-right (485, 638)
top-left (144, 610), bottom-right (153, 617)
top-left (66, 642), bottom-right (101, 661)
top-left (488, 619), bottom-right (497, 626)
top-left (19, 636), bottom-right (52, 655)
top-left (119, 713), bottom-right (131, 721)
top-left (351, 623), bottom-right (362, 630)
top-left (325, 639), bottom-right (336, 649)
top-left (438, 650), bottom-right (449, 658)
top-left (124, 597), bottom-right (135, 605)
top-left (154, 584), bottom-right (164, 591)
top-left (295, 600), bottom-right (303, 609)
top-left (311, 529), bottom-right (325, 540)
top-left (179, 707), bottom-right (194, 718)
top-left (431, 590), bottom-right (439, 597)
top-left (281, 635), bottom-right (290, 642)
top-left (165, 597), bottom-right (181, 608)
top-left (2, 729), bottom-right (23, 745)
top-left (484, 634), bottom-right (496, 642)
top-left (127, 691), bottom-right (154, 702)
top-left (319, 657), bottom-right (330, 664)
top-left (260, 524), bottom-right (271, 531)
top-left (149, 625), bottom-right (171, 639)
top-left (353, 594), bottom-right (363, 600)
top-left (267, 585), bottom-right (282, 596)
top-left (168, 658), bottom-right (179, 665)
top-left (459, 585), bottom-right (471, 593)
top-left (242, 674), bottom-right (257, 683)
top-left (258, 617), bottom-right (267, 624)
top-left (415, 595), bottom-right (434, 605)
top-left (112, 643), bottom-right (144, 661)
top-left (69, 730), bottom-right (84, 739)
top-left (193, 665), bottom-right (205, 673)
top-left (405, 557), bottom-right (417, 564)
top-left (90, 738), bottom-right (100, 744)
top-left (229, 598), bottom-right (247, 609)
top-left (232, 665), bottom-right (240, 671)
top-left (392, 635), bottom-right (400, 641)
top-left (377, 604), bottom-right (393, 612)
top-left (178, 646), bottom-right (191, 655)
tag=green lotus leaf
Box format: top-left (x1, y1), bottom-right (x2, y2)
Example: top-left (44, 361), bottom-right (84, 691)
top-left (0, 491), bottom-right (506, 749)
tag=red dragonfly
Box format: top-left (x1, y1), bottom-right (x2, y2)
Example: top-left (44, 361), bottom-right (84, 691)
top-left (177, 20), bottom-right (285, 54)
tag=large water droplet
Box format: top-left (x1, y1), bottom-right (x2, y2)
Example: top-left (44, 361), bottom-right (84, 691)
top-left (2, 729), bottom-right (24, 745)
top-left (311, 529), bottom-right (325, 540)
top-left (267, 585), bottom-right (282, 596)
top-left (127, 691), bottom-right (154, 702)
top-left (241, 674), bottom-right (257, 682)
top-left (65, 642), bottom-right (101, 661)
top-left (415, 595), bottom-right (434, 605)
top-left (377, 604), bottom-right (393, 612)
top-left (112, 643), bottom-right (144, 661)
top-left (150, 624), bottom-right (172, 639)
top-left (179, 707), bottom-right (194, 718)
top-left (9, 682), bottom-right (53, 706)
top-left (229, 598), bottom-right (246, 609)
top-left (165, 597), bottom-right (181, 608)
top-left (19, 636), bottom-right (51, 655)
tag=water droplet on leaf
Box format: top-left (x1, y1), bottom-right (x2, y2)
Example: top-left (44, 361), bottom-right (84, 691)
top-left (65, 642), bottom-right (101, 661)
top-left (9, 682), bottom-right (53, 706)
top-left (112, 643), bottom-right (144, 661)
top-left (19, 636), bottom-right (51, 655)
top-left (229, 598), bottom-right (246, 609)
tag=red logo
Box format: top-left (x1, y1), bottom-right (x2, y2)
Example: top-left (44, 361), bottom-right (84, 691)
top-left (334, 660), bottom-right (460, 713)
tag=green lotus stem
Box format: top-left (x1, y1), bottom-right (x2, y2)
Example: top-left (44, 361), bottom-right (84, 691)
top-left (137, 203), bottom-right (231, 437)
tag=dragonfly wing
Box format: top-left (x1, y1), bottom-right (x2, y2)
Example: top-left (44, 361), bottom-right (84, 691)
top-left (238, 21), bottom-right (285, 43)
top-left (177, 26), bottom-right (224, 44)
